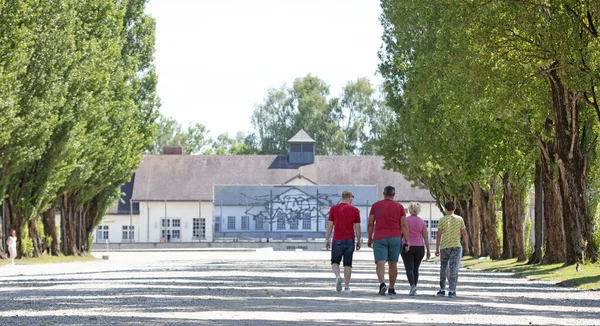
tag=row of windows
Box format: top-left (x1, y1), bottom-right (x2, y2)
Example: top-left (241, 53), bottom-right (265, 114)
top-left (220, 214), bottom-right (315, 231)
top-left (96, 217), bottom-right (206, 242)
top-left (424, 220), bottom-right (439, 228)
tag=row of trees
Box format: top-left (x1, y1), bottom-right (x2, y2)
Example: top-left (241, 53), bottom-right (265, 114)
top-left (152, 75), bottom-right (391, 156)
top-left (378, 0), bottom-right (600, 263)
top-left (0, 0), bottom-right (158, 258)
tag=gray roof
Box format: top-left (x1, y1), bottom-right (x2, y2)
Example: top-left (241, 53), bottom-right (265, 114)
top-left (214, 185), bottom-right (378, 206)
top-left (288, 130), bottom-right (316, 143)
top-left (131, 155), bottom-right (435, 202)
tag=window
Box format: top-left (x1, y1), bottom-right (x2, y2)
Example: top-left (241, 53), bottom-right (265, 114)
top-left (431, 230), bottom-right (438, 240)
top-left (276, 212), bottom-right (286, 230)
top-left (97, 225), bottom-right (109, 241)
top-left (431, 220), bottom-right (439, 228)
top-left (172, 229), bottom-right (181, 239)
top-left (255, 216), bottom-right (264, 230)
top-left (172, 219), bottom-right (181, 228)
top-left (302, 143), bottom-right (313, 152)
top-left (241, 216), bottom-right (249, 230)
top-left (289, 213), bottom-right (299, 230)
top-left (228, 216), bottom-right (236, 230)
top-left (290, 143), bottom-right (301, 152)
top-left (122, 225), bottom-right (134, 241)
top-left (161, 219), bottom-right (170, 227)
top-left (302, 212), bottom-right (311, 230)
top-left (424, 220), bottom-right (429, 228)
top-left (193, 218), bottom-right (206, 239)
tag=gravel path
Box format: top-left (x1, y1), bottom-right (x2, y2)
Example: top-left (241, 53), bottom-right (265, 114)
top-left (0, 249), bottom-right (598, 326)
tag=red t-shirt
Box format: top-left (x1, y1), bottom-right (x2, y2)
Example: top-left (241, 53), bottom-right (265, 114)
top-left (328, 203), bottom-right (361, 241)
top-left (369, 199), bottom-right (406, 241)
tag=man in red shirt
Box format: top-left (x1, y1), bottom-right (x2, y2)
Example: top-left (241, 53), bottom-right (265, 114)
top-left (325, 190), bottom-right (362, 293)
top-left (367, 186), bottom-right (410, 295)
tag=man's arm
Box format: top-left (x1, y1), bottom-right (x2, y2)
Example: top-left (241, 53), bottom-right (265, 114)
top-left (367, 214), bottom-right (375, 248)
top-left (325, 221), bottom-right (334, 250)
top-left (435, 228), bottom-right (443, 256)
top-left (461, 227), bottom-right (469, 255)
top-left (421, 226), bottom-right (431, 260)
top-left (354, 223), bottom-right (361, 251)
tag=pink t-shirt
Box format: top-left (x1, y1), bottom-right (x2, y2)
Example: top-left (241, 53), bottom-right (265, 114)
top-left (402, 215), bottom-right (425, 246)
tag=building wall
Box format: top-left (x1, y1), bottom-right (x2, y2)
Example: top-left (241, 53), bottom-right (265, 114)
top-left (92, 201), bottom-right (444, 244)
top-left (139, 201), bottom-right (214, 242)
top-left (93, 214), bottom-right (141, 244)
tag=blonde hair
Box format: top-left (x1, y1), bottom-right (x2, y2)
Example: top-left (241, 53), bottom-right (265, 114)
top-left (408, 202), bottom-right (421, 215)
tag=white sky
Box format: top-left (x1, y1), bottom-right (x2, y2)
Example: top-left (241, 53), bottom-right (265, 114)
top-left (145, 0), bottom-right (383, 137)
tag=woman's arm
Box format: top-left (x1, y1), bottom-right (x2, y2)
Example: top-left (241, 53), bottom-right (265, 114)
top-left (421, 225), bottom-right (431, 260)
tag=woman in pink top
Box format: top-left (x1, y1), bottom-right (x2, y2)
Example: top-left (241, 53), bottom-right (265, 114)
top-left (400, 202), bottom-right (430, 296)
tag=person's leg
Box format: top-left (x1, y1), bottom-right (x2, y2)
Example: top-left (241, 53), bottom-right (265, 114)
top-left (387, 237), bottom-right (401, 290)
top-left (331, 240), bottom-right (344, 291)
top-left (400, 248), bottom-right (415, 286)
top-left (439, 248), bottom-right (450, 291)
top-left (373, 239), bottom-right (388, 284)
top-left (413, 246), bottom-right (425, 286)
top-left (9, 247), bottom-right (15, 264)
top-left (448, 248), bottom-right (461, 292)
top-left (342, 240), bottom-right (354, 288)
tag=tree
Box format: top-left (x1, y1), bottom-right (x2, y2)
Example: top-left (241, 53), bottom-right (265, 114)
top-left (251, 74), bottom-right (386, 155)
top-left (378, 0), bottom-right (600, 263)
top-left (148, 114), bottom-right (211, 155)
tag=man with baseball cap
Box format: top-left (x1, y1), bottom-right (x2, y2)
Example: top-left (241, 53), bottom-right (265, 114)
top-left (325, 190), bottom-right (362, 293)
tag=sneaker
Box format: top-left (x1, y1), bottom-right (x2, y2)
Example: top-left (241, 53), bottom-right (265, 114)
top-left (409, 285), bottom-right (417, 296)
top-left (336, 276), bottom-right (343, 292)
top-left (448, 291), bottom-right (456, 298)
top-left (436, 290), bottom-right (445, 297)
top-left (344, 287), bottom-right (352, 294)
top-left (378, 283), bottom-right (387, 295)
top-left (388, 288), bottom-right (396, 295)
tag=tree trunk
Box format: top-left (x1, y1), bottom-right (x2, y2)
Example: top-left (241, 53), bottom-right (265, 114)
top-left (470, 181), bottom-right (483, 257)
top-left (546, 66), bottom-right (597, 263)
top-left (502, 173), bottom-right (527, 262)
top-left (28, 218), bottom-right (42, 257)
top-left (458, 198), bottom-right (473, 255)
top-left (530, 160), bottom-right (544, 264)
top-left (501, 173), bottom-right (513, 259)
top-left (42, 206), bottom-right (60, 256)
top-left (60, 194), bottom-right (79, 256)
top-left (479, 180), bottom-right (501, 259)
top-left (541, 159), bottom-right (567, 263)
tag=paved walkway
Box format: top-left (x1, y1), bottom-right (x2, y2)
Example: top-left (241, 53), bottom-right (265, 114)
top-left (0, 250), bottom-right (598, 325)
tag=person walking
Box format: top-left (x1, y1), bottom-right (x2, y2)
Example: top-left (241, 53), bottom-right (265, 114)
top-left (7, 229), bottom-right (17, 265)
top-left (367, 186), bottom-right (410, 295)
top-left (435, 201), bottom-right (469, 298)
top-left (400, 202), bottom-right (430, 296)
top-left (325, 190), bottom-right (361, 293)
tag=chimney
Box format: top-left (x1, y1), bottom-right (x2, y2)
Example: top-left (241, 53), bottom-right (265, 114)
top-left (163, 146), bottom-right (183, 155)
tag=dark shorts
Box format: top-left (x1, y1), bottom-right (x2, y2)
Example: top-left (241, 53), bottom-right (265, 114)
top-left (373, 236), bottom-right (402, 263)
top-left (331, 239), bottom-right (355, 267)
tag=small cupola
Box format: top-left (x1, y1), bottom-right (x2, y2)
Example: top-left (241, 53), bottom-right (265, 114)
top-left (288, 129), bottom-right (316, 165)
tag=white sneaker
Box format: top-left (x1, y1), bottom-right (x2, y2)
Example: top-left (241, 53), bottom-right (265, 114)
top-left (409, 285), bottom-right (417, 296)
top-left (336, 276), bottom-right (343, 292)
top-left (344, 287), bottom-right (352, 294)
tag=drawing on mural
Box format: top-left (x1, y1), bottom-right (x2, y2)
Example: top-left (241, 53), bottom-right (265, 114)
top-left (240, 186), bottom-right (339, 229)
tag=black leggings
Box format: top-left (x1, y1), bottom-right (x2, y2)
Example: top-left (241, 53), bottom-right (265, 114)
top-left (400, 246), bottom-right (425, 286)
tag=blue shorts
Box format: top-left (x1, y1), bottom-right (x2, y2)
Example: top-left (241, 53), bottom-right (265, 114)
top-left (373, 237), bottom-right (402, 263)
top-left (331, 239), bottom-right (355, 267)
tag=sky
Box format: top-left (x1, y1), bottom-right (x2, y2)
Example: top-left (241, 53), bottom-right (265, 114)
top-left (145, 0), bottom-right (384, 138)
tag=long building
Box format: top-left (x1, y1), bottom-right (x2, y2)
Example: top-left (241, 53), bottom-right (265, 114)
top-left (94, 130), bottom-right (444, 245)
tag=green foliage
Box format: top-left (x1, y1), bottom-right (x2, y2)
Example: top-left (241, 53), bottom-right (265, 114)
top-left (251, 75), bottom-right (387, 155)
